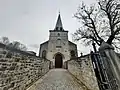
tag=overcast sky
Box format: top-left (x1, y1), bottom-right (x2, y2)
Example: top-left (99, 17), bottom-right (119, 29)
top-left (0, 0), bottom-right (97, 56)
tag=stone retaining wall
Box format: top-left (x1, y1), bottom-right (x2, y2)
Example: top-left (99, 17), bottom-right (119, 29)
top-left (66, 55), bottom-right (99, 90)
top-left (0, 48), bottom-right (51, 90)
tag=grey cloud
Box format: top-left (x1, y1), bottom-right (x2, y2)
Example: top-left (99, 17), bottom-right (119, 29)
top-left (29, 44), bottom-right (39, 49)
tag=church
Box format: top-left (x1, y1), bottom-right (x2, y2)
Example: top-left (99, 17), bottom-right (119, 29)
top-left (39, 14), bottom-right (78, 68)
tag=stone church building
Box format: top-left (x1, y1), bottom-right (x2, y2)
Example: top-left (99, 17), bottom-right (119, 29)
top-left (39, 14), bottom-right (78, 68)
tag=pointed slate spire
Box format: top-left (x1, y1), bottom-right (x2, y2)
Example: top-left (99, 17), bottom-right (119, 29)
top-left (54, 13), bottom-right (64, 31)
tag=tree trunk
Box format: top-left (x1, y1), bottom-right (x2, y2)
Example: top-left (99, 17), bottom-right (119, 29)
top-left (106, 35), bottom-right (115, 45)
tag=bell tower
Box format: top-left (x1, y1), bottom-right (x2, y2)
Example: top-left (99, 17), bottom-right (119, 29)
top-left (47, 13), bottom-right (70, 67)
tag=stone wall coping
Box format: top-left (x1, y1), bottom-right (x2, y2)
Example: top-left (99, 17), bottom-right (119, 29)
top-left (99, 42), bottom-right (114, 51)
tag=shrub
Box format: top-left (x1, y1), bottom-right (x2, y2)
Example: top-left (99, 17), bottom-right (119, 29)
top-left (6, 52), bottom-right (12, 58)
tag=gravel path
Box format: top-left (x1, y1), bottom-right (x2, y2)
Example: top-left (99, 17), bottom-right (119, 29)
top-left (27, 69), bottom-right (87, 90)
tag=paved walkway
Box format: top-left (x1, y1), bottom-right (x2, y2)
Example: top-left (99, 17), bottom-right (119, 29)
top-left (27, 69), bottom-right (87, 90)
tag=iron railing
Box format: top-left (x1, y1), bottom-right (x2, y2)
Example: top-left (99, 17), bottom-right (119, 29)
top-left (91, 52), bottom-right (118, 90)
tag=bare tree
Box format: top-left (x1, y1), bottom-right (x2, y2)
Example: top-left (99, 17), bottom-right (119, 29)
top-left (0, 37), bottom-right (10, 45)
top-left (19, 44), bottom-right (27, 51)
top-left (0, 36), bottom-right (27, 51)
top-left (73, 0), bottom-right (120, 50)
top-left (8, 41), bottom-right (27, 51)
top-left (11, 41), bottom-right (21, 49)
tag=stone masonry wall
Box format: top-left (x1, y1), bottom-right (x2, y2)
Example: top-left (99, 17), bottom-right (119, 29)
top-left (66, 55), bottom-right (99, 90)
top-left (0, 48), bottom-right (51, 90)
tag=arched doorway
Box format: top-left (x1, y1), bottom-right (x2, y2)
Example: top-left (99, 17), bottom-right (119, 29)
top-left (55, 54), bottom-right (63, 68)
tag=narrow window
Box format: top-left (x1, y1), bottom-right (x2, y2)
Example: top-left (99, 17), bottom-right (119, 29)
top-left (70, 50), bottom-right (75, 58)
top-left (42, 50), bottom-right (46, 58)
top-left (58, 33), bottom-right (60, 36)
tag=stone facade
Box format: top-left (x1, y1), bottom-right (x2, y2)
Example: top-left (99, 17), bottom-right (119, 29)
top-left (0, 47), bottom-right (51, 90)
top-left (39, 14), bottom-right (77, 67)
top-left (66, 55), bottom-right (99, 90)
